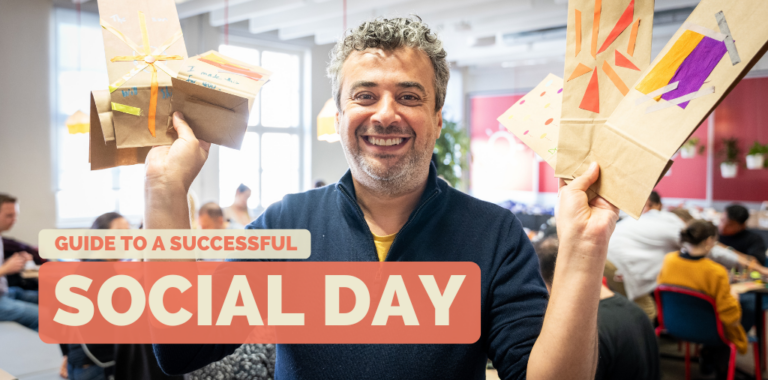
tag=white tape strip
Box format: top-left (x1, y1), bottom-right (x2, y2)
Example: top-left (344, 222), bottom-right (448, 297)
top-left (645, 86), bottom-right (715, 113)
top-left (635, 82), bottom-right (680, 105)
top-left (715, 11), bottom-right (741, 65)
top-left (683, 22), bottom-right (726, 41)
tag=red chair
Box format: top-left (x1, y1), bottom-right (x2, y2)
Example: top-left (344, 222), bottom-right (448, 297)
top-left (655, 285), bottom-right (761, 380)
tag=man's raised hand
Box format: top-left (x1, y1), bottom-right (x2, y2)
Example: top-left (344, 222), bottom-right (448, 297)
top-left (145, 112), bottom-right (211, 193)
top-left (556, 162), bottom-right (620, 259)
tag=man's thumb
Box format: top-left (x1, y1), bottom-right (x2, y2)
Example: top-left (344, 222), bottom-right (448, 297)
top-left (568, 162), bottom-right (600, 192)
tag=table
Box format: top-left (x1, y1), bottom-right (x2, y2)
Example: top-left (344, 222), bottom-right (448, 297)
top-left (19, 269), bottom-right (38, 279)
top-left (733, 281), bottom-right (768, 374)
top-left (750, 286), bottom-right (768, 374)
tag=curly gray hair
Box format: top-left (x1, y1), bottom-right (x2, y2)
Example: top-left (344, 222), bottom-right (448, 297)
top-left (327, 16), bottom-right (449, 112)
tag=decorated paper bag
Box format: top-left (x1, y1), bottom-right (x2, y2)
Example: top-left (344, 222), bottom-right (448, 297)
top-left (497, 74), bottom-right (563, 168)
top-left (571, 0), bottom-right (768, 218)
top-left (96, 0), bottom-right (188, 149)
top-left (89, 90), bottom-right (151, 171)
top-left (555, 0), bottom-right (655, 183)
top-left (169, 51), bottom-right (272, 150)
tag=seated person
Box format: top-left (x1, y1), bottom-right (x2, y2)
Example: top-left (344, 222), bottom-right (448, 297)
top-left (223, 184), bottom-right (252, 229)
top-left (657, 220), bottom-right (748, 378)
top-left (198, 202), bottom-right (226, 230)
top-left (535, 237), bottom-right (660, 380)
top-left (671, 208), bottom-right (768, 274)
top-left (65, 212), bottom-right (129, 380)
top-left (0, 193), bottom-right (38, 331)
top-left (605, 191), bottom-right (681, 320)
top-left (719, 204), bottom-right (767, 265)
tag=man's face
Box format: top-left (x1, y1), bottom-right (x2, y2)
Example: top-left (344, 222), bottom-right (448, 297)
top-left (337, 47), bottom-right (443, 195)
top-left (110, 217), bottom-right (131, 230)
top-left (0, 202), bottom-right (18, 232)
top-left (198, 213), bottom-right (224, 230)
top-left (642, 201), bottom-right (661, 214)
top-left (718, 213), bottom-right (743, 236)
top-left (236, 189), bottom-right (251, 203)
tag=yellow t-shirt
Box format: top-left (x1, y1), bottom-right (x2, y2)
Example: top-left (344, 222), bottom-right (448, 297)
top-left (372, 232), bottom-right (397, 262)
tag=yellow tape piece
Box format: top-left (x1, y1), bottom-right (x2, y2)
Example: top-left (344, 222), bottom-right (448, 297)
top-left (152, 30), bottom-right (184, 56)
top-left (100, 19), bottom-right (144, 54)
top-left (111, 102), bottom-right (142, 116)
top-left (108, 63), bottom-right (149, 93)
top-left (139, 11), bottom-right (151, 55)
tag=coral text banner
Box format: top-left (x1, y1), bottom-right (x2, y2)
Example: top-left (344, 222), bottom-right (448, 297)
top-left (39, 262), bottom-right (481, 344)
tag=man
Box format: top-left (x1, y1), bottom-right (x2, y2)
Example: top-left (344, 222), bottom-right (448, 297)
top-left (535, 237), bottom-right (660, 380)
top-left (147, 17), bottom-right (619, 379)
top-left (605, 191), bottom-right (679, 320)
top-left (719, 204), bottom-right (767, 265)
top-left (198, 202), bottom-right (226, 230)
top-left (0, 194), bottom-right (38, 331)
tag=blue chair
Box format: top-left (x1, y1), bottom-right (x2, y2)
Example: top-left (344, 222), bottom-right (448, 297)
top-left (655, 285), bottom-right (760, 380)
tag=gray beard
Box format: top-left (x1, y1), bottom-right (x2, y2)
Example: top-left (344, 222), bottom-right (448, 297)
top-left (343, 140), bottom-right (433, 198)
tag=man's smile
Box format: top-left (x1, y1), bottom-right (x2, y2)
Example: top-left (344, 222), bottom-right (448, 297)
top-left (360, 134), bottom-right (411, 153)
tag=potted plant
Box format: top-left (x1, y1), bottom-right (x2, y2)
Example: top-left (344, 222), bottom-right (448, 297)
top-left (434, 117), bottom-right (469, 190)
top-left (680, 137), bottom-right (705, 159)
top-left (719, 137), bottom-right (741, 178)
top-left (746, 141), bottom-right (767, 170)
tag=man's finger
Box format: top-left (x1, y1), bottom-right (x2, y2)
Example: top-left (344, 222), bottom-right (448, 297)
top-left (172, 112), bottom-right (198, 142)
top-left (199, 139), bottom-right (212, 153)
top-left (567, 162), bottom-right (600, 192)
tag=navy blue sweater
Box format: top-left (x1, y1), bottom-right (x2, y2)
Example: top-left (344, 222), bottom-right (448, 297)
top-left (154, 164), bottom-right (548, 379)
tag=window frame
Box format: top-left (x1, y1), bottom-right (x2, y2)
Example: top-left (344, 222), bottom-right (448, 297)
top-left (216, 35), bottom-right (312, 215)
top-left (51, 7), bottom-right (145, 228)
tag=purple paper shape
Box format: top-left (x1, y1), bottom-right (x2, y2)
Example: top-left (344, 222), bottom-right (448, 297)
top-left (661, 36), bottom-right (727, 108)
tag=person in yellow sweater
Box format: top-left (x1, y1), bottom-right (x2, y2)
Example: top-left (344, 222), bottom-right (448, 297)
top-left (657, 220), bottom-right (748, 378)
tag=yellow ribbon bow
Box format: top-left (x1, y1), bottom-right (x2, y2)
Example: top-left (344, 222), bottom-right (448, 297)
top-left (101, 11), bottom-right (184, 137)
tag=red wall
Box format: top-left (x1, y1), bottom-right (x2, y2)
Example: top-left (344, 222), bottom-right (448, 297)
top-left (712, 77), bottom-right (768, 202)
top-left (539, 161), bottom-right (559, 193)
top-left (469, 95), bottom-right (534, 193)
top-left (654, 119), bottom-right (709, 200)
top-left (470, 77), bottom-right (768, 204)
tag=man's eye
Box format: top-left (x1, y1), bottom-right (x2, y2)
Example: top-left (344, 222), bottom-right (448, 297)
top-left (356, 94), bottom-right (374, 100)
top-left (401, 94), bottom-right (420, 101)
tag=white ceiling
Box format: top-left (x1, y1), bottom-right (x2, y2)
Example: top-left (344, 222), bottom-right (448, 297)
top-left (83, 0), bottom-right (705, 68)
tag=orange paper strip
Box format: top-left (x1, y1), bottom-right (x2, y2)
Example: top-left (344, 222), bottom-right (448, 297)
top-left (575, 9), bottom-right (582, 57)
top-left (635, 30), bottom-right (705, 96)
top-left (627, 19), bottom-right (640, 56)
top-left (602, 61), bottom-right (629, 96)
top-left (199, 57), bottom-right (264, 81)
top-left (597, 0), bottom-right (634, 55)
top-left (148, 65), bottom-right (158, 137)
top-left (568, 63), bottom-right (594, 81)
top-left (579, 68), bottom-right (600, 113)
top-left (615, 50), bottom-right (640, 71)
top-left (591, 0), bottom-right (601, 58)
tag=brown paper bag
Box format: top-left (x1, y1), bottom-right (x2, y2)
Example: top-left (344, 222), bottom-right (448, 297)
top-left (89, 90), bottom-right (151, 171)
top-left (169, 51), bottom-right (272, 150)
top-left (497, 74), bottom-right (563, 168)
top-left (96, 0), bottom-right (188, 149)
top-left (556, 0), bottom-right (655, 183)
top-left (569, 0), bottom-right (768, 218)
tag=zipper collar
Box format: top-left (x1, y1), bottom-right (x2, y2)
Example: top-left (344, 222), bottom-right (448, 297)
top-left (335, 162), bottom-right (444, 260)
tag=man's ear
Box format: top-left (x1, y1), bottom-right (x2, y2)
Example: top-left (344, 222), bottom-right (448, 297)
top-left (335, 111), bottom-right (340, 134)
top-left (436, 110), bottom-right (443, 139)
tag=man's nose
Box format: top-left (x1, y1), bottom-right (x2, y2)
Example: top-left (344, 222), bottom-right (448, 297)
top-left (370, 94), bottom-right (401, 128)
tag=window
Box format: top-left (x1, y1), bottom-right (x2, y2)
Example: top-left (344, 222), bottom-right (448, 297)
top-left (53, 8), bottom-right (144, 227)
top-left (218, 44), bottom-right (305, 213)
